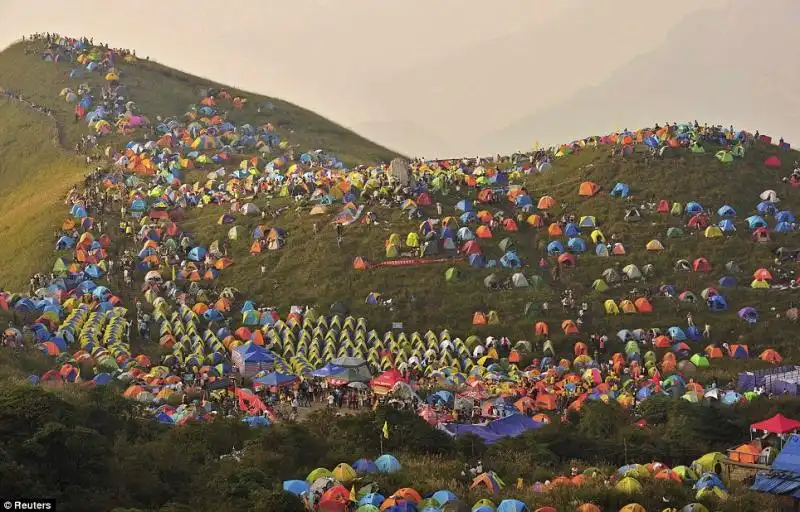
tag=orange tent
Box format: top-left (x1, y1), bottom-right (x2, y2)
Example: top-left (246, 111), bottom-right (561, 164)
top-left (561, 320), bottom-right (579, 335)
top-left (578, 181), bottom-right (600, 197)
top-left (634, 298), bottom-right (653, 313)
top-left (536, 393), bottom-right (557, 410)
top-left (353, 256), bottom-right (368, 270)
top-left (535, 321), bottom-right (549, 336)
top-left (475, 225), bottom-right (493, 238)
top-left (760, 349), bottom-right (782, 364)
top-left (705, 344), bottom-right (724, 358)
top-left (729, 443), bottom-right (760, 464)
top-left (538, 196), bottom-right (557, 209)
top-left (547, 223), bottom-right (563, 237)
top-left (472, 312), bottom-right (487, 325)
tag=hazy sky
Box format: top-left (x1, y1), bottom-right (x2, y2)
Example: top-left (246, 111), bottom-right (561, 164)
top-left (1, 0), bottom-right (794, 157)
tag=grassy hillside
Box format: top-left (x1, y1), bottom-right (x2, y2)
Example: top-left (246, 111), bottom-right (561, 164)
top-left (0, 38), bottom-right (397, 290)
top-left (0, 99), bottom-right (87, 289)
top-left (180, 142), bottom-right (800, 366)
top-left (1, 36), bottom-right (799, 373)
top-left (0, 40), bottom-right (398, 165)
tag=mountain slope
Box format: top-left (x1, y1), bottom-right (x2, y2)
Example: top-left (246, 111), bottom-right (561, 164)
top-left (0, 99), bottom-right (87, 290)
top-left (0, 38), bottom-right (399, 290)
top-left (0, 40), bottom-right (399, 165)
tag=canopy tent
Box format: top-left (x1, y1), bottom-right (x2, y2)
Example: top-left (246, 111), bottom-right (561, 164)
top-left (751, 413), bottom-right (800, 435)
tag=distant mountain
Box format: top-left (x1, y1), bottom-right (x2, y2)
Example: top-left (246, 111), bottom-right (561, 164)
top-left (481, 0), bottom-right (800, 153)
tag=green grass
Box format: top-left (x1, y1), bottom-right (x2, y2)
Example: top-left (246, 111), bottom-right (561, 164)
top-left (1, 37), bottom-right (800, 381)
top-left (0, 99), bottom-right (88, 289)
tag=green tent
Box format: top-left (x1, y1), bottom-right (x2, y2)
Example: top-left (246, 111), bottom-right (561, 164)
top-left (591, 279), bottom-right (609, 292)
top-left (715, 150), bottom-right (733, 163)
top-left (498, 237), bottom-right (515, 252)
top-left (690, 353), bottom-right (710, 368)
top-left (53, 257), bottom-right (70, 273)
top-left (690, 142), bottom-right (706, 153)
top-left (227, 225), bottom-right (246, 240)
top-left (666, 227), bottom-right (684, 238)
top-left (445, 267), bottom-right (460, 282)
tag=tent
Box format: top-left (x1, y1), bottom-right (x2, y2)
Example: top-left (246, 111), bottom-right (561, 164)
top-left (578, 181), bottom-right (600, 197)
top-left (751, 414), bottom-right (800, 435)
top-left (764, 155), bottom-right (782, 169)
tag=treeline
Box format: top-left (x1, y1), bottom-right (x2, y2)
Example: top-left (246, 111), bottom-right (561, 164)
top-left (0, 382), bottom-right (793, 511)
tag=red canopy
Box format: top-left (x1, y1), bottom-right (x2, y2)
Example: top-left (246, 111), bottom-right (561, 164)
top-left (751, 413), bottom-right (800, 434)
top-left (370, 368), bottom-right (407, 391)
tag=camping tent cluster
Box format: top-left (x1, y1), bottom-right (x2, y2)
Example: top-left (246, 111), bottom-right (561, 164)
top-left (282, 453), bottom-right (729, 512)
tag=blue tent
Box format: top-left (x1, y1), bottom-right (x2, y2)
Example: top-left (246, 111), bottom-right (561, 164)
top-left (610, 182), bottom-right (630, 198)
top-left (440, 414), bottom-right (543, 444)
top-left (718, 219), bottom-right (736, 232)
top-left (717, 205), bottom-right (736, 217)
top-left (752, 434), bottom-right (800, 498)
top-left (459, 211), bottom-right (476, 224)
top-left (359, 493), bottom-right (386, 507)
top-left (497, 500), bottom-right (528, 512)
top-left (468, 254), bottom-right (485, 268)
top-left (352, 458), bottom-right (379, 474)
top-left (668, 326), bottom-right (686, 341)
top-left (500, 251), bottom-right (521, 268)
top-left (188, 246), bottom-right (207, 261)
top-left (254, 372), bottom-right (296, 387)
top-left (283, 480), bottom-right (310, 496)
top-left (567, 237), bottom-right (587, 253)
top-left (310, 363), bottom-right (345, 377)
top-left (686, 201), bottom-right (704, 214)
top-left (546, 241), bottom-right (565, 255)
top-left (514, 195), bottom-right (532, 207)
top-left (757, 201), bottom-right (777, 215)
top-left (563, 223), bottom-right (580, 237)
top-left (709, 295), bottom-right (728, 311)
top-left (746, 216), bottom-right (768, 230)
top-left (775, 222), bottom-right (793, 232)
top-left (776, 210), bottom-right (796, 223)
top-left (455, 199), bottom-right (473, 212)
top-left (234, 343), bottom-right (275, 363)
top-left (718, 276), bottom-right (737, 288)
top-left (55, 236), bottom-right (75, 250)
top-left (375, 454), bottom-right (402, 473)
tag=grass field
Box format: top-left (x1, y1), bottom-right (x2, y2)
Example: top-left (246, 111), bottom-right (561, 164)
top-left (0, 99), bottom-right (88, 290)
top-left (0, 37), bottom-right (799, 379)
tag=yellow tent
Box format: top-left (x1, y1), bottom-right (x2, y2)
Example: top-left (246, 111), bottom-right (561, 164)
top-left (604, 299), bottom-right (620, 315)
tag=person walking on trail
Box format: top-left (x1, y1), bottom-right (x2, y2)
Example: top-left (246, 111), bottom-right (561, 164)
top-left (335, 223), bottom-right (343, 248)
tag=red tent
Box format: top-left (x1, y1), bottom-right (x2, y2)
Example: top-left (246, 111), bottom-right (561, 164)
top-left (751, 413), bottom-right (800, 434)
top-left (764, 155), bottom-right (782, 169)
top-left (370, 368), bottom-right (408, 395)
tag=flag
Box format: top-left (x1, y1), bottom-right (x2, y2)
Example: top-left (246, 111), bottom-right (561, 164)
top-left (349, 485), bottom-right (356, 502)
top-left (171, 265), bottom-right (176, 281)
top-left (382, 420), bottom-right (389, 439)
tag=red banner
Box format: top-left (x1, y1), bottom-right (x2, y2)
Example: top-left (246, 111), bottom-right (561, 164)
top-left (373, 257), bottom-right (463, 268)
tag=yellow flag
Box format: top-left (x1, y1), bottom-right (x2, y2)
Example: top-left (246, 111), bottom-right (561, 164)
top-left (171, 265), bottom-right (176, 281)
top-left (349, 485), bottom-right (356, 502)
top-left (382, 421), bottom-right (389, 439)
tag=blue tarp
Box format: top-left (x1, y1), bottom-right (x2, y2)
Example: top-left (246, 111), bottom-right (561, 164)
top-left (752, 434), bottom-right (800, 498)
top-left (440, 414), bottom-right (543, 444)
